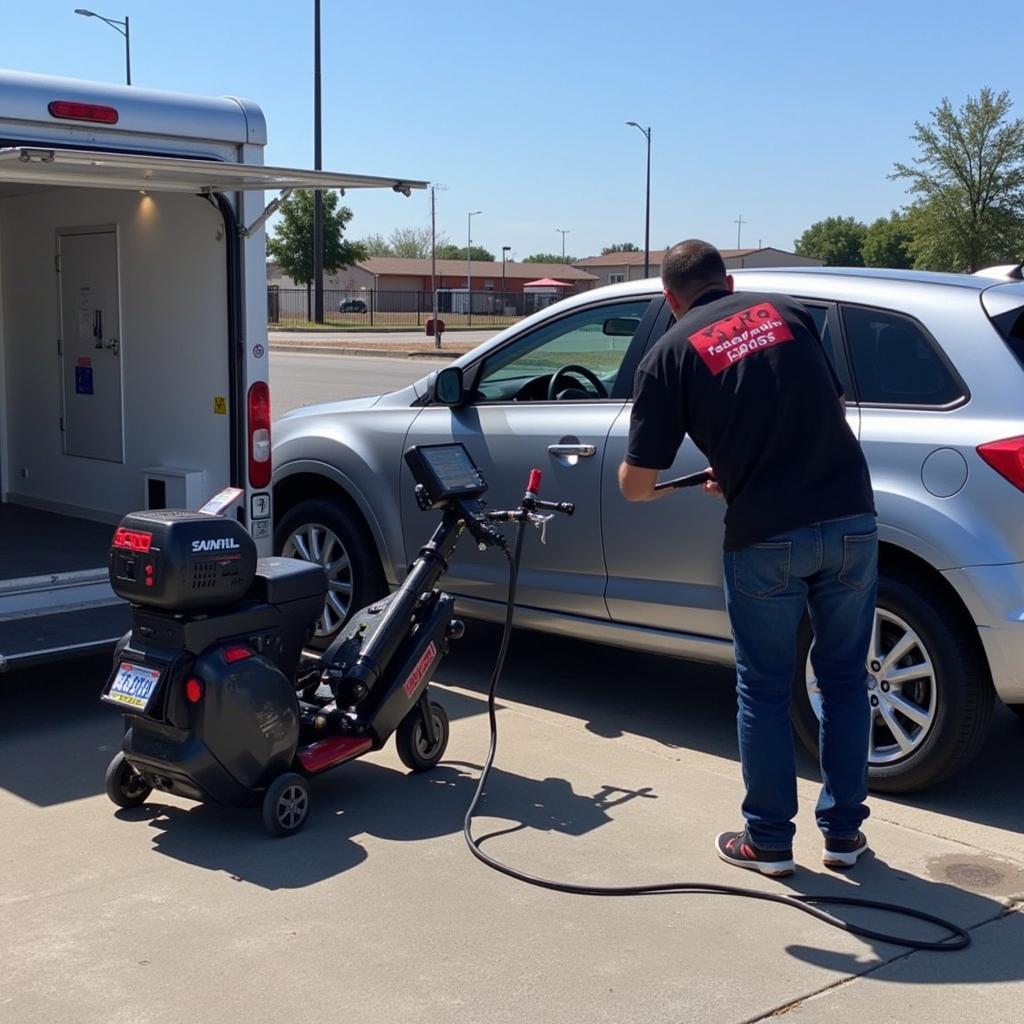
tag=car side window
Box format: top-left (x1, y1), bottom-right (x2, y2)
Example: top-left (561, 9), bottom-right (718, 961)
top-left (473, 299), bottom-right (653, 403)
top-left (840, 305), bottom-right (965, 406)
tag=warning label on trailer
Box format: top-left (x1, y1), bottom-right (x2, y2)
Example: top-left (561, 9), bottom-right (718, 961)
top-left (75, 366), bottom-right (94, 395)
top-left (688, 301), bottom-right (794, 375)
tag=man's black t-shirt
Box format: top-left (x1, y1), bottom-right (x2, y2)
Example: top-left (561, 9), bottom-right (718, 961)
top-left (626, 289), bottom-right (874, 550)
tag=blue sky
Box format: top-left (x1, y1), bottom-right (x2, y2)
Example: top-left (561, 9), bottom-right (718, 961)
top-left (5, 1), bottom-right (1022, 260)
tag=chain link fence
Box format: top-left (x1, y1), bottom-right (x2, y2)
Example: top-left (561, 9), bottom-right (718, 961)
top-left (267, 288), bottom-right (568, 328)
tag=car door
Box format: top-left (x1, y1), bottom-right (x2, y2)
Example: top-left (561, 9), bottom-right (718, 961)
top-left (601, 296), bottom-right (859, 637)
top-left (403, 295), bottom-right (659, 618)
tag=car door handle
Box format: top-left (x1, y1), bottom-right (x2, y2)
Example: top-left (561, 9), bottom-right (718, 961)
top-left (548, 444), bottom-right (596, 457)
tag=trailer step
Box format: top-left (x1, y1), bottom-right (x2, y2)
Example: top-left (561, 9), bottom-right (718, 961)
top-left (0, 603), bottom-right (130, 672)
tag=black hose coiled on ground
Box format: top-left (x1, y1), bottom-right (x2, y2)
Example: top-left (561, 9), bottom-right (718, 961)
top-left (461, 522), bottom-right (969, 952)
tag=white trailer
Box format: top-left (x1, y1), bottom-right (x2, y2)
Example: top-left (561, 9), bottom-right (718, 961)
top-left (0, 69), bottom-right (424, 670)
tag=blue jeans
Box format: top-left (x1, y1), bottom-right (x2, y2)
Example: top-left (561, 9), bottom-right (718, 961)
top-left (723, 514), bottom-right (877, 850)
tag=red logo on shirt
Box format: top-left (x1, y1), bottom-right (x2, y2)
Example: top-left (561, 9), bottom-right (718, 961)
top-left (688, 301), bottom-right (794, 375)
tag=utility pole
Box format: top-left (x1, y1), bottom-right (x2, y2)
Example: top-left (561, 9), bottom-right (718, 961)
top-left (501, 245), bottom-right (511, 316)
top-left (312, 0), bottom-right (324, 324)
top-left (431, 186), bottom-right (438, 349)
top-left (467, 209), bottom-right (481, 326)
top-left (734, 213), bottom-right (747, 250)
top-left (557, 228), bottom-right (570, 261)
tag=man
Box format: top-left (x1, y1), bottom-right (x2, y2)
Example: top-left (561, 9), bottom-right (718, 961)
top-left (619, 240), bottom-right (877, 877)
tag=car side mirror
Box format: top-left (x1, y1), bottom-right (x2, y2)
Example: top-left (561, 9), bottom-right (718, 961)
top-left (603, 317), bottom-right (640, 337)
top-left (434, 366), bottom-right (465, 406)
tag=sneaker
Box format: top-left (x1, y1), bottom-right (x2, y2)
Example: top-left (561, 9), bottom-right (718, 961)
top-left (823, 832), bottom-right (869, 869)
top-left (715, 829), bottom-right (795, 877)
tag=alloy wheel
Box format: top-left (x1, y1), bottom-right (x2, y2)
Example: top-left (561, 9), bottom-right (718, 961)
top-left (281, 522), bottom-right (354, 637)
top-left (806, 608), bottom-right (937, 765)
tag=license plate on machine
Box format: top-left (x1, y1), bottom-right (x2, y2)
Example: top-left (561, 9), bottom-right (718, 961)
top-left (104, 662), bottom-right (161, 712)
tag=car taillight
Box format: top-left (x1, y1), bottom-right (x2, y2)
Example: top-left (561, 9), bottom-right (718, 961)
top-left (977, 436), bottom-right (1024, 492)
top-left (223, 645), bottom-right (252, 664)
top-left (185, 678), bottom-right (204, 703)
top-left (48, 100), bottom-right (118, 124)
top-left (248, 381), bottom-right (271, 488)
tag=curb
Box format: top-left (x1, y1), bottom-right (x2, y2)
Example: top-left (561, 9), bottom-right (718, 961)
top-left (269, 343), bottom-right (465, 360)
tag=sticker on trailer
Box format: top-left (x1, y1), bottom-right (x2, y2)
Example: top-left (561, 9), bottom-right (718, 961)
top-left (213, 396), bottom-right (228, 415)
top-left (252, 520), bottom-right (270, 540)
top-left (75, 366), bottom-right (94, 395)
top-left (252, 344), bottom-right (265, 359)
top-left (250, 493), bottom-right (270, 520)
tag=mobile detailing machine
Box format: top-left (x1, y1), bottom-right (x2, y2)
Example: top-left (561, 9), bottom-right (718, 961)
top-left (101, 443), bottom-right (569, 836)
top-left (101, 444), bottom-right (967, 951)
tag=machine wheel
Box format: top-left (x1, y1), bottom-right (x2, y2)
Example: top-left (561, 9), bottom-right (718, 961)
top-left (791, 569), bottom-right (994, 794)
top-left (395, 701), bottom-right (449, 772)
top-left (262, 772), bottom-right (312, 837)
top-left (104, 752), bottom-right (153, 809)
top-left (275, 498), bottom-right (387, 650)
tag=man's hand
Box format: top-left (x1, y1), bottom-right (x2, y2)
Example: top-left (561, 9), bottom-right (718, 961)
top-left (703, 467), bottom-right (723, 499)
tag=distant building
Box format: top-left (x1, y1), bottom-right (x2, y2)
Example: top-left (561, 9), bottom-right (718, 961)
top-left (266, 257), bottom-right (597, 295)
top-left (574, 247), bottom-right (824, 287)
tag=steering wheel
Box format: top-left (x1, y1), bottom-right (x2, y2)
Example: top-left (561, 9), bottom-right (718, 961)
top-left (547, 364), bottom-right (609, 401)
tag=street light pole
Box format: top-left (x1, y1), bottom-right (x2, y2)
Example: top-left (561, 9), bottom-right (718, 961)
top-left (557, 228), bottom-right (570, 261)
top-left (74, 9), bottom-right (131, 85)
top-left (626, 121), bottom-right (652, 278)
top-left (312, 0), bottom-right (324, 324)
top-left (501, 245), bottom-right (511, 316)
top-left (467, 210), bottom-right (481, 325)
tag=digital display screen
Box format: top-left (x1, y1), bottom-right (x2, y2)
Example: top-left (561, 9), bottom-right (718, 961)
top-left (420, 444), bottom-right (480, 492)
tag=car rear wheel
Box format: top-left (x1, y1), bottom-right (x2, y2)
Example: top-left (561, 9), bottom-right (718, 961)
top-left (791, 569), bottom-right (994, 793)
top-left (275, 498), bottom-right (387, 651)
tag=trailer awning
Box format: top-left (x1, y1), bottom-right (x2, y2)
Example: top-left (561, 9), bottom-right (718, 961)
top-left (0, 147), bottom-right (427, 195)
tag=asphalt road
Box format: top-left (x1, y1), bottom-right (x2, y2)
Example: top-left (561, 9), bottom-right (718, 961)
top-left (270, 352), bottom-right (430, 416)
top-left (269, 329), bottom-right (497, 348)
top-left (3, 637), bottom-right (1023, 1024)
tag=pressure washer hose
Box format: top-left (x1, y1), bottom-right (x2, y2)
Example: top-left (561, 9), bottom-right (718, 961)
top-left (461, 523), bottom-right (970, 952)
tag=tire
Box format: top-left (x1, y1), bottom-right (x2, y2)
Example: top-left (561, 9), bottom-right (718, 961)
top-left (261, 772), bottom-right (311, 837)
top-left (395, 700), bottom-right (449, 772)
top-left (105, 751), bottom-right (153, 809)
top-left (275, 497), bottom-right (387, 651)
top-left (791, 569), bottom-right (995, 794)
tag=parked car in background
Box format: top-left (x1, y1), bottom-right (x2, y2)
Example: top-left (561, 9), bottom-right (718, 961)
top-left (338, 298), bottom-right (368, 314)
top-left (273, 266), bottom-right (1024, 794)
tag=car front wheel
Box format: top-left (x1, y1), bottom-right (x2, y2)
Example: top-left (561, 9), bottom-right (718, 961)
top-left (275, 498), bottom-right (387, 650)
top-left (791, 569), bottom-right (995, 794)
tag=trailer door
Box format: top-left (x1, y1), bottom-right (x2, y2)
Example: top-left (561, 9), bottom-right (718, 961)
top-left (58, 228), bottom-right (124, 462)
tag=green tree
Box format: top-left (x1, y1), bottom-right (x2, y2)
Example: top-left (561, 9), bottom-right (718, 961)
top-left (892, 88), bottom-right (1024, 272)
top-left (436, 244), bottom-right (495, 261)
top-left (601, 242), bottom-right (640, 254)
top-left (266, 190), bottom-right (365, 314)
top-left (359, 232), bottom-right (393, 256)
top-left (524, 252), bottom-right (574, 263)
top-left (794, 216), bottom-right (867, 266)
top-left (862, 212), bottom-right (915, 269)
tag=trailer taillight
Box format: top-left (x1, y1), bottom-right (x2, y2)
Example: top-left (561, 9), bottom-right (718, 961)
top-left (977, 436), bottom-right (1024, 492)
top-left (247, 381), bottom-right (271, 488)
top-left (48, 100), bottom-right (119, 124)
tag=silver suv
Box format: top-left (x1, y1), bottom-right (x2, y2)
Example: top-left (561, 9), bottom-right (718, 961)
top-left (272, 266), bottom-right (1024, 793)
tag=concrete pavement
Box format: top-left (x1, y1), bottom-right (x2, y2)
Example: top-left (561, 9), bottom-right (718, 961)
top-left (2, 629), bottom-right (1023, 1024)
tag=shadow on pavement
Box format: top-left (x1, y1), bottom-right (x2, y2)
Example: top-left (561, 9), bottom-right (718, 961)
top-left (441, 621), bottom-right (1024, 837)
top-left (124, 690), bottom-right (658, 889)
top-left (778, 853), bottom-right (1023, 985)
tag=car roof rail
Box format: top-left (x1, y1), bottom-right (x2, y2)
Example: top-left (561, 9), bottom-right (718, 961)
top-left (972, 264), bottom-right (1023, 280)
